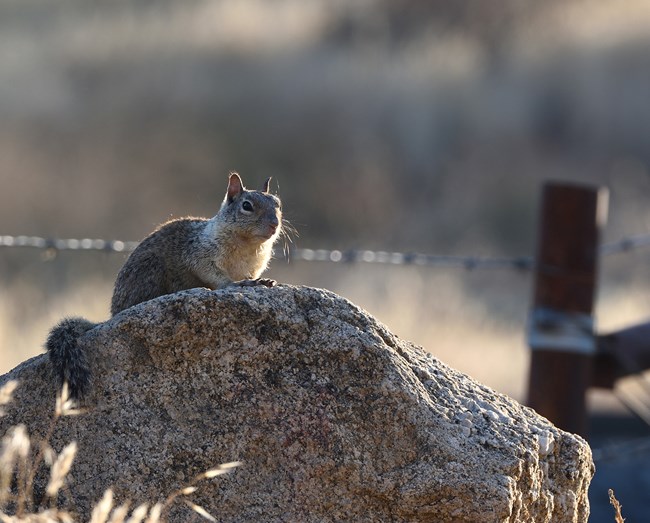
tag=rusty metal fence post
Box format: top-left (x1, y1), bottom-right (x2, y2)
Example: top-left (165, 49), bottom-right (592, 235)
top-left (526, 181), bottom-right (608, 436)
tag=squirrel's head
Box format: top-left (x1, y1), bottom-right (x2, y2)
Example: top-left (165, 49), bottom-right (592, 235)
top-left (219, 172), bottom-right (282, 242)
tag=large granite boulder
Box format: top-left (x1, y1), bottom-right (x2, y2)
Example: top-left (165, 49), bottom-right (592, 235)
top-left (0, 285), bottom-right (593, 522)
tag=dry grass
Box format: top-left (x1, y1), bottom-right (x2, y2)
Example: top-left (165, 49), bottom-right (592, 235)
top-left (608, 489), bottom-right (626, 523)
top-left (0, 382), bottom-right (239, 522)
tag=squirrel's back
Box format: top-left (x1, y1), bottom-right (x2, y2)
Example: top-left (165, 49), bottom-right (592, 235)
top-left (110, 218), bottom-right (210, 315)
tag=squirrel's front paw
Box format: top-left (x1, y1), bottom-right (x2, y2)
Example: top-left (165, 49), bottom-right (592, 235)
top-left (255, 278), bottom-right (277, 287)
top-left (235, 278), bottom-right (277, 288)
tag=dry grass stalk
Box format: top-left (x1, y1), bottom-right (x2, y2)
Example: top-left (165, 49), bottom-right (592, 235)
top-left (41, 445), bottom-right (55, 469)
top-left (0, 383), bottom-right (241, 522)
top-left (0, 381), bottom-right (18, 417)
top-left (54, 385), bottom-right (83, 418)
top-left (183, 501), bottom-right (216, 523)
top-left (143, 503), bottom-right (162, 523)
top-left (0, 425), bottom-right (31, 507)
top-left (159, 460), bottom-right (242, 521)
top-left (22, 384), bottom-right (83, 514)
top-left (45, 444), bottom-right (77, 498)
top-left (89, 490), bottom-right (113, 523)
top-left (1, 425), bottom-right (31, 466)
top-left (124, 504), bottom-right (148, 523)
top-left (0, 508), bottom-right (74, 522)
top-left (608, 489), bottom-right (625, 523)
top-left (0, 384), bottom-right (83, 519)
top-left (106, 503), bottom-right (130, 523)
top-left (200, 461), bottom-right (242, 480)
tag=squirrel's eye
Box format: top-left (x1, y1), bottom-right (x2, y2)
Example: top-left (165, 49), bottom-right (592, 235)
top-left (242, 201), bottom-right (254, 212)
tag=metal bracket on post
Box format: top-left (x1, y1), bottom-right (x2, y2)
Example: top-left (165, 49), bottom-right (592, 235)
top-left (527, 307), bottom-right (595, 355)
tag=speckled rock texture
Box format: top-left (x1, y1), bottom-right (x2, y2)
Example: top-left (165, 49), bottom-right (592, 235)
top-left (1, 285), bottom-right (593, 522)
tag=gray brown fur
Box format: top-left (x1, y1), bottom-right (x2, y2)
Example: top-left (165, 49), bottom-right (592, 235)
top-left (46, 173), bottom-right (283, 398)
top-left (111, 176), bottom-right (281, 313)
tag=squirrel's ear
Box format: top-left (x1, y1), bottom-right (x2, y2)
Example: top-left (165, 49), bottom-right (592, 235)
top-left (262, 177), bottom-right (272, 193)
top-left (227, 172), bottom-right (244, 202)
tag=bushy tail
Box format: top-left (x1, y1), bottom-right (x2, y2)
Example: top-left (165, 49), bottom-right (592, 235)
top-left (45, 317), bottom-right (98, 399)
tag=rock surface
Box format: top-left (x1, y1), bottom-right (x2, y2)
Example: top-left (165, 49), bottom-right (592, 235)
top-left (1, 285), bottom-right (593, 522)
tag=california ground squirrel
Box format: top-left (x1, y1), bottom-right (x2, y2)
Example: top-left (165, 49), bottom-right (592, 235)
top-left (46, 172), bottom-right (285, 398)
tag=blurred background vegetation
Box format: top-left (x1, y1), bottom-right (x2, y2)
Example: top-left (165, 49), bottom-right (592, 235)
top-left (2, 0), bottom-right (650, 405)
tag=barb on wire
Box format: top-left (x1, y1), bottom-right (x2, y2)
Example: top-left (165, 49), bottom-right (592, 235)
top-left (600, 233), bottom-right (650, 256)
top-left (2, 231), bottom-right (650, 270)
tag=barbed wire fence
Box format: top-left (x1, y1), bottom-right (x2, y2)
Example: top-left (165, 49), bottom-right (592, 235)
top-left (3, 231), bottom-right (650, 269)
top-left (3, 230), bottom-right (650, 461)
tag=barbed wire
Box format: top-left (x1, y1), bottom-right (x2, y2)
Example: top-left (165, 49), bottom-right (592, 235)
top-left (592, 436), bottom-right (650, 462)
top-left (289, 248), bottom-right (535, 270)
top-left (599, 232), bottom-right (650, 256)
top-left (0, 235), bottom-right (140, 253)
top-left (1, 232), bottom-right (650, 269)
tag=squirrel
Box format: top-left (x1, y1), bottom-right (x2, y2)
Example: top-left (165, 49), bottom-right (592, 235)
top-left (46, 172), bottom-right (285, 399)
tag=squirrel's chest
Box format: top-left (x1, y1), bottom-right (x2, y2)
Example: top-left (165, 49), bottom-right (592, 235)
top-left (221, 255), bottom-right (257, 280)
top-left (216, 243), bottom-right (271, 281)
